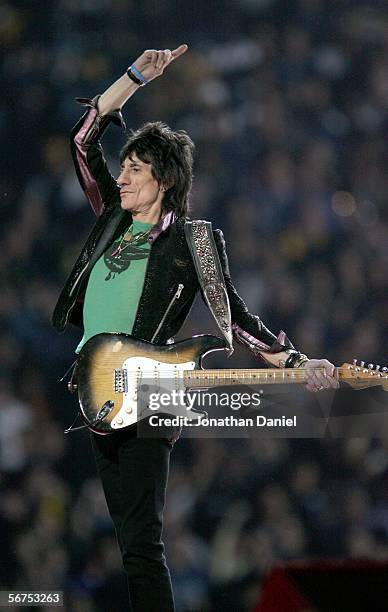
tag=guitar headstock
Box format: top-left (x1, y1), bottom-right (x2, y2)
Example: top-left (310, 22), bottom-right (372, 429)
top-left (341, 360), bottom-right (388, 390)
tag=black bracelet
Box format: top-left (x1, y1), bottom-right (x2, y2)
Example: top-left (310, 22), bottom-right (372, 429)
top-left (285, 351), bottom-right (302, 368)
top-left (126, 68), bottom-right (143, 86)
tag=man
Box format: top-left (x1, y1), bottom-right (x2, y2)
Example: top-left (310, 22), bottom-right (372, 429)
top-left (52, 46), bottom-right (338, 611)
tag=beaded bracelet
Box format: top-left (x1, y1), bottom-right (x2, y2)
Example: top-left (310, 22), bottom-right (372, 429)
top-left (285, 351), bottom-right (309, 368)
top-left (293, 354), bottom-right (309, 368)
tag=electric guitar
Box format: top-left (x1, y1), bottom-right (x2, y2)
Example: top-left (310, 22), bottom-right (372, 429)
top-left (72, 333), bottom-right (388, 434)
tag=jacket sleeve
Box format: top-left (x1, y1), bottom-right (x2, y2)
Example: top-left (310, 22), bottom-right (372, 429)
top-left (71, 95), bottom-right (124, 216)
top-left (213, 228), bottom-right (296, 359)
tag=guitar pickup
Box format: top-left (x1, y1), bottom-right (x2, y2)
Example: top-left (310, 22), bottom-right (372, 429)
top-left (114, 369), bottom-right (128, 393)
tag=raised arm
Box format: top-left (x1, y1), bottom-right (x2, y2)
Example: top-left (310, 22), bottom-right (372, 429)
top-left (71, 45), bottom-right (188, 216)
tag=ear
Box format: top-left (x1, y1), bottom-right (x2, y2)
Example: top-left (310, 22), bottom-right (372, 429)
top-left (160, 180), bottom-right (174, 192)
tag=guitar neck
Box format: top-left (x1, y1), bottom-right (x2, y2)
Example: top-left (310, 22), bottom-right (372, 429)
top-left (183, 367), bottom-right (339, 388)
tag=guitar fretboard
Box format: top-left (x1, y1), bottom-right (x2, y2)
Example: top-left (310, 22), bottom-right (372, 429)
top-left (184, 367), bottom-right (327, 387)
top-left (182, 366), bottom-right (386, 388)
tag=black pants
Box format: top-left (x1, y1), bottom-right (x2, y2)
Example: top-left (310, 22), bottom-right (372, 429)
top-left (90, 430), bottom-right (175, 612)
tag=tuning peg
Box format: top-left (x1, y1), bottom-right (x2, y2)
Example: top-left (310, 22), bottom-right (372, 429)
top-left (360, 361), bottom-right (365, 367)
top-left (376, 365), bottom-right (380, 371)
top-left (352, 359), bottom-right (357, 365)
top-left (368, 363), bottom-right (374, 369)
top-left (382, 367), bottom-right (388, 373)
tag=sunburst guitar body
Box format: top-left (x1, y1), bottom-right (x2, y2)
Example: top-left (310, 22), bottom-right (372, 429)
top-left (75, 333), bottom-right (225, 434)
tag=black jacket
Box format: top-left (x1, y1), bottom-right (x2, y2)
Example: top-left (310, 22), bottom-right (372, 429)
top-left (52, 97), bottom-right (294, 357)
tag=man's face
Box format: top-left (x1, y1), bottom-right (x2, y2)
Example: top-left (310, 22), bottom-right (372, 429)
top-left (117, 153), bottom-right (163, 217)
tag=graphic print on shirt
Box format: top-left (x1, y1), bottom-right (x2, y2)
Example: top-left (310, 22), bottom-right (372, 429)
top-left (103, 233), bottom-right (150, 281)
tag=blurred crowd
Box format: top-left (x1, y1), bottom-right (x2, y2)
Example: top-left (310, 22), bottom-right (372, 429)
top-left (1, 0), bottom-right (388, 610)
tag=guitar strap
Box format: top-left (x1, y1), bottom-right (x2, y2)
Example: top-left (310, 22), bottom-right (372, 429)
top-left (184, 220), bottom-right (234, 356)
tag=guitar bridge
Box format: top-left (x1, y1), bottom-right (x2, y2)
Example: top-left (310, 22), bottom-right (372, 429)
top-left (114, 368), bottom-right (128, 393)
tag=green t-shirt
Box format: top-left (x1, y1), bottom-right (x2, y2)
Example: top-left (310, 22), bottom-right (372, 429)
top-left (75, 220), bottom-right (153, 354)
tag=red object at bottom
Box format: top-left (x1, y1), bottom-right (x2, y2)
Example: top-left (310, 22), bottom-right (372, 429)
top-left (255, 566), bottom-right (311, 612)
top-left (254, 559), bottom-right (388, 612)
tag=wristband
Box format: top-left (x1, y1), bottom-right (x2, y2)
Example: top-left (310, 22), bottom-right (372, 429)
top-left (285, 351), bottom-right (308, 368)
top-left (127, 65), bottom-right (148, 86)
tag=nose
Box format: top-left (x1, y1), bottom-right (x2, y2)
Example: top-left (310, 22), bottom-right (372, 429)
top-left (117, 168), bottom-right (130, 187)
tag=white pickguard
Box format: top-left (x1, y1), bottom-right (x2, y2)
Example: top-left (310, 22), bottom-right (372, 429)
top-left (110, 355), bottom-right (203, 429)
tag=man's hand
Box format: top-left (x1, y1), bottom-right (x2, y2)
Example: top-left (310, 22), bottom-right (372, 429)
top-left (132, 45), bottom-right (188, 83)
top-left (304, 359), bottom-right (339, 392)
